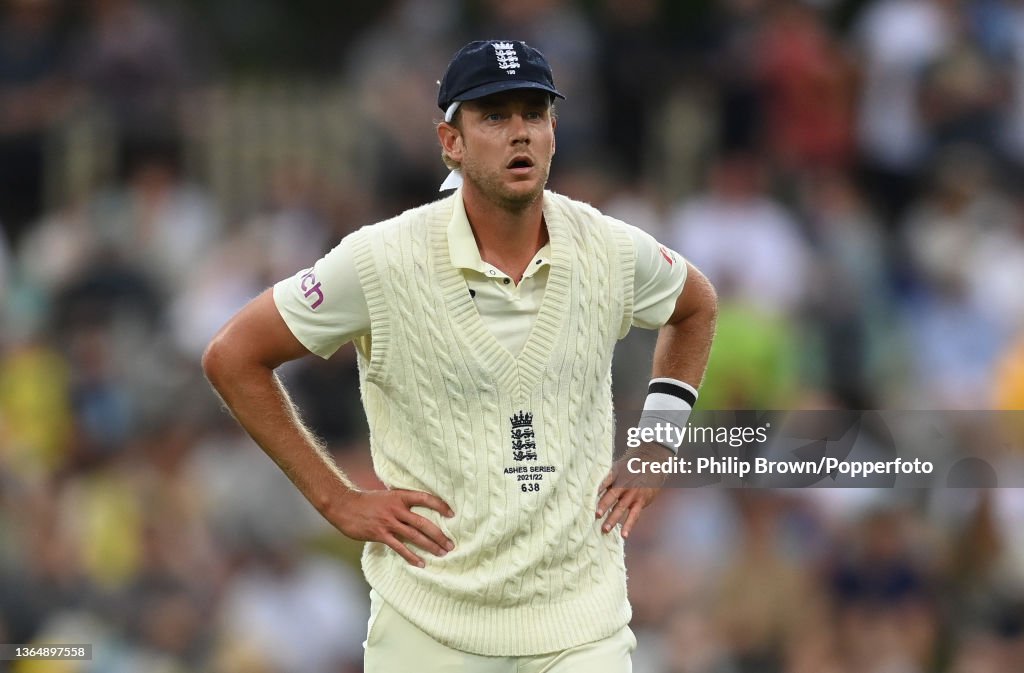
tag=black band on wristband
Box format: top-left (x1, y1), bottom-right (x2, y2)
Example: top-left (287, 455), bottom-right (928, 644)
top-left (648, 381), bottom-right (698, 408)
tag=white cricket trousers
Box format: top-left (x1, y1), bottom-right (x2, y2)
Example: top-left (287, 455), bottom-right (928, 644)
top-left (363, 589), bottom-right (636, 673)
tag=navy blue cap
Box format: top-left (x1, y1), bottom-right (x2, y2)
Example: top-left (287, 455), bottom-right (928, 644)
top-left (437, 40), bottom-right (564, 111)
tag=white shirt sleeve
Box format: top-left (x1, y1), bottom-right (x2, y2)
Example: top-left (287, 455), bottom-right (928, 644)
top-left (616, 221), bottom-right (688, 329)
top-left (272, 234), bottom-right (371, 359)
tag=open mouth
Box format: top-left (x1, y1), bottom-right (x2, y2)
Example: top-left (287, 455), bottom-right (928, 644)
top-left (507, 157), bottom-right (534, 170)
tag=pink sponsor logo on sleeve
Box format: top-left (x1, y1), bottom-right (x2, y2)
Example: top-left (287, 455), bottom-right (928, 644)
top-left (299, 268), bottom-right (324, 309)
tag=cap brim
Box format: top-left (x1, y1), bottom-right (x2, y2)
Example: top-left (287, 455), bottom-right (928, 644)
top-left (451, 79), bottom-right (564, 105)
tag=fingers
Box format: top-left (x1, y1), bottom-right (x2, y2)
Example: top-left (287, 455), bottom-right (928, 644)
top-left (598, 489), bottom-right (652, 536)
top-left (621, 504), bottom-right (643, 539)
top-left (395, 522), bottom-right (450, 559)
top-left (383, 490), bottom-right (455, 566)
top-left (399, 511), bottom-right (455, 555)
top-left (601, 495), bottom-right (631, 533)
top-left (382, 534), bottom-right (426, 568)
top-left (400, 490), bottom-right (455, 518)
top-left (596, 485), bottom-right (620, 519)
top-left (382, 517), bottom-right (454, 568)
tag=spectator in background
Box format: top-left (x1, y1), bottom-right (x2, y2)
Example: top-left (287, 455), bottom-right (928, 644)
top-left (669, 152), bottom-right (811, 317)
top-left (0, 0), bottom-right (69, 246)
top-left (829, 507), bottom-right (939, 673)
top-left (13, 198), bottom-right (96, 302)
top-left (753, 1), bottom-right (856, 178)
top-left (244, 163), bottom-right (333, 283)
top-left (70, 0), bottom-right (206, 164)
top-left (0, 336), bottom-right (73, 477)
top-left (705, 0), bottom-right (771, 154)
top-left (964, 196), bottom-right (1024, 338)
top-left (170, 162), bottom-right (329, 361)
top-left (919, 15), bottom-right (1003, 153)
top-left (89, 139), bottom-right (221, 292)
top-left (668, 153), bottom-right (808, 408)
top-left (687, 302), bottom-right (802, 409)
top-left (998, 0), bottom-right (1024, 170)
top-left (903, 144), bottom-right (1015, 297)
top-left (800, 170), bottom-right (890, 407)
top-left (169, 231), bottom-right (267, 362)
top-left (343, 0), bottom-right (461, 211)
top-left (899, 275), bottom-right (1005, 408)
top-left (216, 544), bottom-right (366, 673)
top-left (852, 0), bottom-right (953, 225)
top-left (714, 494), bottom-right (821, 673)
top-left (900, 144), bottom-right (1013, 406)
top-left (595, 0), bottom-right (670, 179)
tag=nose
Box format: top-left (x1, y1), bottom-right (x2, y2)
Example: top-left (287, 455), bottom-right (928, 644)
top-left (509, 113), bottom-right (530, 144)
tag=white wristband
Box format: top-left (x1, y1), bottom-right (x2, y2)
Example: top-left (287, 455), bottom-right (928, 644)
top-left (637, 378), bottom-right (698, 454)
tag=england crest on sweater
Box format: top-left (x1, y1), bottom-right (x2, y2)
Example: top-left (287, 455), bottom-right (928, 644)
top-left (510, 410), bottom-right (538, 461)
top-left (504, 410), bottom-right (556, 494)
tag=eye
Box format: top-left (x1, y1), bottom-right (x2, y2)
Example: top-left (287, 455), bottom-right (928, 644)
top-left (485, 112), bottom-right (504, 122)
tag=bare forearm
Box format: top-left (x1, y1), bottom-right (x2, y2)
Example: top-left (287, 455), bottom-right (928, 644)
top-left (652, 312), bottom-right (715, 386)
top-left (204, 355), bottom-right (356, 513)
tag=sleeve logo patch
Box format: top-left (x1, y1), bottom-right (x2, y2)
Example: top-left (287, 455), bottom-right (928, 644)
top-left (659, 245), bottom-right (675, 266)
top-left (300, 268), bottom-right (324, 309)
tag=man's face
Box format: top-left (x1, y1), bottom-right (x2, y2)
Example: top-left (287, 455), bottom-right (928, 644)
top-left (447, 90), bottom-right (556, 211)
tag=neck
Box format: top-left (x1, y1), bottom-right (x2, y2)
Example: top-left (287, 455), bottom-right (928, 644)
top-left (461, 184), bottom-right (548, 282)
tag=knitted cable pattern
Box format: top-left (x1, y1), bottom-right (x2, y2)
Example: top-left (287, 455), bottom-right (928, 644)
top-left (351, 191), bottom-right (633, 656)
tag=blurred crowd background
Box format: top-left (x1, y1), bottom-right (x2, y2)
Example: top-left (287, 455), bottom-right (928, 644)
top-left (2, 0), bottom-right (1024, 671)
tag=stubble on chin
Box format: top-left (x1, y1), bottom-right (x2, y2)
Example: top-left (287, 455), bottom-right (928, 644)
top-left (461, 157), bottom-right (550, 213)
top-left (498, 184), bottom-right (545, 213)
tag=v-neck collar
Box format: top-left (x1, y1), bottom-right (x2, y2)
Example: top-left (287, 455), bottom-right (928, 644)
top-left (431, 191), bottom-right (571, 400)
top-left (448, 194), bottom-right (552, 279)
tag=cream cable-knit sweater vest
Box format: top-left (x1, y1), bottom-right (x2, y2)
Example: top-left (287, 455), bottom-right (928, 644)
top-left (349, 190), bottom-right (636, 656)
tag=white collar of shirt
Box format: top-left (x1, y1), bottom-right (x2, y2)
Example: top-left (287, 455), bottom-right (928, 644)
top-left (447, 189), bottom-right (552, 279)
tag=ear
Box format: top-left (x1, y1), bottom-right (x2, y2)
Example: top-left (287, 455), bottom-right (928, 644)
top-left (550, 116), bottom-right (557, 155)
top-left (437, 122), bottom-right (464, 162)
